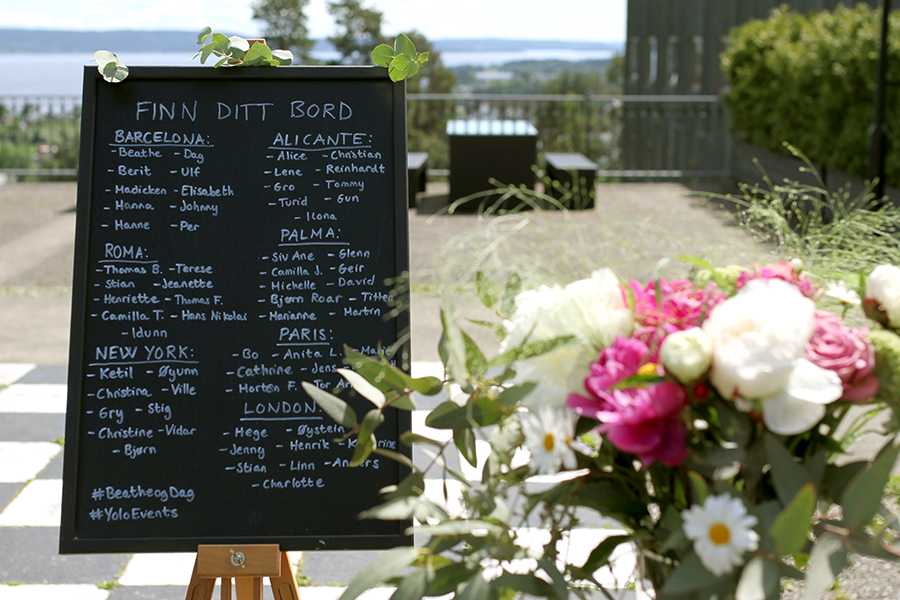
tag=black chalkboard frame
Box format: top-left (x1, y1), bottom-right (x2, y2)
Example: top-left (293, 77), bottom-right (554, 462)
top-left (60, 65), bottom-right (413, 554)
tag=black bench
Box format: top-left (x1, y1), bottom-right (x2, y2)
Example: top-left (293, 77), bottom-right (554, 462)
top-left (407, 152), bottom-right (429, 208)
top-left (544, 152), bottom-right (598, 209)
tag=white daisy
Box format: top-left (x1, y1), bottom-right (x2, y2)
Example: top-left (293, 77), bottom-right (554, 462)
top-left (681, 494), bottom-right (759, 576)
top-left (519, 407), bottom-right (578, 475)
top-left (824, 280), bottom-right (861, 306)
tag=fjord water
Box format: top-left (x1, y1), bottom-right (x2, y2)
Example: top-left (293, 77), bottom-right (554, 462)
top-left (2, 48), bottom-right (613, 96)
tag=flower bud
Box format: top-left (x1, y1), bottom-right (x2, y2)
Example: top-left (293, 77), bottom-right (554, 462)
top-left (659, 328), bottom-right (713, 384)
top-left (865, 265), bottom-right (900, 329)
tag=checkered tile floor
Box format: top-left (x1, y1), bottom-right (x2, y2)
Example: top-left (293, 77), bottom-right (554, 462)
top-left (0, 363), bottom-right (639, 600)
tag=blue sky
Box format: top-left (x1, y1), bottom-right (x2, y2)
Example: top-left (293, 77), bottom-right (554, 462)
top-left (1, 0), bottom-right (626, 42)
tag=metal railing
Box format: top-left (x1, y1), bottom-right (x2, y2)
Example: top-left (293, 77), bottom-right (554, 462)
top-left (0, 93), bottom-right (729, 181)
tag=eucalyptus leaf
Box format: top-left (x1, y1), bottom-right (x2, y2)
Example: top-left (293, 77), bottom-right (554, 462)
top-left (661, 550), bottom-right (729, 595)
top-left (350, 433), bottom-right (376, 466)
top-left (416, 519), bottom-right (503, 537)
top-left (372, 447), bottom-right (415, 470)
top-left (210, 32), bottom-right (230, 49)
top-left (575, 534), bottom-right (632, 576)
top-left (841, 439), bottom-right (900, 531)
top-left (428, 562), bottom-right (476, 596)
top-left (426, 398), bottom-right (503, 429)
top-left (488, 335), bottom-right (575, 367)
top-left (400, 431), bottom-right (445, 447)
top-left (390, 566), bottom-right (434, 600)
top-left (93, 50), bottom-right (118, 65)
top-left (197, 27), bottom-right (212, 44)
top-left (344, 346), bottom-right (441, 396)
top-left (339, 546), bottom-right (420, 600)
top-left (271, 49), bottom-right (293, 65)
top-left (499, 273), bottom-right (522, 319)
top-left (245, 41), bottom-right (272, 61)
top-left (770, 483), bottom-right (815, 556)
top-left (360, 496), bottom-right (419, 520)
top-left (537, 558), bottom-right (568, 600)
top-left (94, 51), bottom-right (128, 83)
top-left (476, 270), bottom-right (499, 309)
top-left (491, 572), bottom-right (555, 597)
top-left (228, 35), bottom-right (250, 53)
top-left (393, 33), bottom-right (415, 59)
top-left (200, 45), bottom-right (216, 64)
top-left (358, 409), bottom-right (385, 444)
top-left (688, 471), bottom-right (708, 504)
top-left (372, 43), bottom-right (394, 67)
top-left (461, 329), bottom-right (488, 379)
top-left (382, 472), bottom-right (425, 501)
top-left (440, 308), bottom-right (471, 385)
top-left (804, 533), bottom-right (847, 600)
top-left (337, 368), bottom-right (386, 408)
top-left (764, 433), bottom-right (811, 506)
top-left (363, 495), bottom-right (450, 523)
top-left (455, 426), bottom-right (478, 467)
top-left (496, 383), bottom-right (536, 407)
top-left (734, 556), bottom-right (780, 600)
top-left (456, 572), bottom-right (490, 600)
top-left (301, 382), bottom-right (358, 428)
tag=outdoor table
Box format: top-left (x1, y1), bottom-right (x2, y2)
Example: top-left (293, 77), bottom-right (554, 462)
top-left (544, 152), bottom-right (598, 209)
top-left (407, 152), bottom-right (429, 208)
top-left (446, 119), bottom-right (538, 211)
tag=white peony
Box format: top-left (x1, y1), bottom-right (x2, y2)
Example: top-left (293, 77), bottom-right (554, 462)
top-left (500, 269), bottom-right (633, 407)
top-left (702, 278), bottom-right (842, 435)
top-left (865, 264), bottom-right (900, 328)
top-left (659, 327), bottom-right (713, 384)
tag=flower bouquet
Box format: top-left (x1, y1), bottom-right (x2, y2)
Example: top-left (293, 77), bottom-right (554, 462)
top-left (304, 259), bottom-right (900, 600)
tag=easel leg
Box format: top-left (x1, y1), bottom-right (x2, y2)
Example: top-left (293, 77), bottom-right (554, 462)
top-left (235, 577), bottom-right (264, 600)
top-left (270, 552), bottom-right (301, 600)
top-left (186, 557), bottom-right (216, 600)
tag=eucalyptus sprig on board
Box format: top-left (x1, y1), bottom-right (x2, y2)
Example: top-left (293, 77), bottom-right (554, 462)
top-left (93, 50), bottom-right (129, 83)
top-left (192, 27), bottom-right (293, 67)
top-left (371, 34), bottom-right (429, 81)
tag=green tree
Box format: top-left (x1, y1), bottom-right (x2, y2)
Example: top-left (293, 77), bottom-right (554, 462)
top-left (251, 0), bottom-right (315, 63)
top-left (327, 0), bottom-right (385, 65)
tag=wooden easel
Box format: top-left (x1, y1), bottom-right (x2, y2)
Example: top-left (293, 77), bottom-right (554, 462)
top-left (185, 544), bottom-right (301, 600)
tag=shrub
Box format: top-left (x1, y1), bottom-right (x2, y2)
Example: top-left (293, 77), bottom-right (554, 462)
top-left (722, 4), bottom-right (900, 184)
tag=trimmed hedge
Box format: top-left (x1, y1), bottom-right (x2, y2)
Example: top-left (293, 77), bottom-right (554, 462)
top-left (722, 4), bottom-right (900, 185)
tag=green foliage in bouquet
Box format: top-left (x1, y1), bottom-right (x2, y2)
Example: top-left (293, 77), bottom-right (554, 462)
top-left (191, 27), bottom-right (293, 67)
top-left (722, 5), bottom-right (900, 184)
top-left (304, 252), bottom-right (900, 600)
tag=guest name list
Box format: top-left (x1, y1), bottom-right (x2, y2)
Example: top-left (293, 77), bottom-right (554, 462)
top-left (62, 69), bottom-right (409, 553)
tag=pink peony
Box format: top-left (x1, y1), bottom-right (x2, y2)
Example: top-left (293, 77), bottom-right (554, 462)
top-left (583, 335), bottom-right (650, 393)
top-left (628, 279), bottom-right (725, 358)
top-left (569, 336), bottom-right (690, 467)
top-left (736, 261), bottom-right (819, 299)
top-left (806, 311), bottom-right (879, 402)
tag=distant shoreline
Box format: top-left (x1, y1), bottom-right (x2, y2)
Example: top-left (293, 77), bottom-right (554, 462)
top-left (0, 29), bottom-right (622, 55)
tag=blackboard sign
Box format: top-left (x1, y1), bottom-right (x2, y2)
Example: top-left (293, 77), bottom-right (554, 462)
top-left (60, 66), bottom-right (411, 553)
